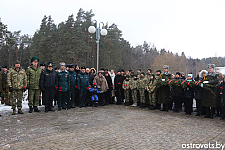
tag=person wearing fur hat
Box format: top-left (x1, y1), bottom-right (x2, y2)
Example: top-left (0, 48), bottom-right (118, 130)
top-left (158, 65), bottom-right (171, 111)
top-left (93, 70), bottom-right (109, 106)
top-left (77, 66), bottom-right (89, 108)
top-left (202, 64), bottom-right (219, 119)
top-left (57, 62), bottom-right (70, 110)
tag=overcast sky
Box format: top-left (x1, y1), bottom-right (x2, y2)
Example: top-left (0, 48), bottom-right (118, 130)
top-left (1, 0), bottom-right (225, 59)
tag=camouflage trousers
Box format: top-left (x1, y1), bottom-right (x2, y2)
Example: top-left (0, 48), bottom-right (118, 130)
top-left (124, 90), bottom-right (130, 103)
top-left (131, 89), bottom-right (137, 103)
top-left (11, 89), bottom-right (23, 109)
top-left (28, 89), bottom-right (41, 107)
top-left (148, 92), bottom-right (156, 106)
top-left (1, 90), bottom-right (10, 105)
top-left (139, 90), bottom-right (146, 103)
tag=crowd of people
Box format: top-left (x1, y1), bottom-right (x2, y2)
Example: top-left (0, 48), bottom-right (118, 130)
top-left (0, 56), bottom-right (225, 120)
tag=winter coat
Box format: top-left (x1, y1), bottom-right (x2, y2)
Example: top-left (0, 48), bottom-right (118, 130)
top-left (183, 80), bottom-right (194, 99)
top-left (109, 72), bottom-right (115, 89)
top-left (202, 72), bottom-right (219, 107)
top-left (0, 70), bottom-right (4, 92)
top-left (93, 75), bottom-right (109, 92)
top-left (172, 77), bottom-right (183, 97)
top-left (114, 74), bottom-right (124, 91)
top-left (105, 75), bottom-right (113, 90)
top-left (57, 69), bottom-right (70, 92)
top-left (146, 79), bottom-right (157, 93)
top-left (122, 80), bottom-right (130, 90)
top-left (77, 72), bottom-right (89, 90)
top-left (26, 65), bottom-right (42, 89)
top-left (88, 73), bottom-right (95, 86)
top-left (39, 69), bottom-right (58, 90)
top-left (69, 70), bottom-right (77, 89)
top-left (130, 79), bottom-right (138, 90)
top-left (158, 72), bottom-right (171, 104)
top-left (194, 76), bottom-right (203, 100)
top-left (7, 67), bottom-right (27, 90)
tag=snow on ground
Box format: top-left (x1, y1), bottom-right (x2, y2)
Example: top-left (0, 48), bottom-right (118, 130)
top-left (0, 90), bottom-right (44, 115)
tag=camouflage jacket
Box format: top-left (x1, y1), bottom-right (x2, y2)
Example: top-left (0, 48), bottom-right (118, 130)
top-left (122, 80), bottom-right (130, 90)
top-left (0, 70), bottom-right (4, 92)
top-left (146, 80), bottom-right (157, 93)
top-left (145, 73), bottom-right (152, 81)
top-left (7, 67), bottom-right (27, 90)
top-left (138, 77), bottom-right (147, 91)
top-left (26, 65), bottom-right (42, 89)
top-left (129, 79), bottom-right (138, 90)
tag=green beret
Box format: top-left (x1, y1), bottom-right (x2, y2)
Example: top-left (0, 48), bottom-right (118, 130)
top-left (31, 56), bottom-right (39, 62)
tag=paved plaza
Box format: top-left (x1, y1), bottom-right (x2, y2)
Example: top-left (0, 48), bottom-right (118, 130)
top-left (0, 104), bottom-right (225, 150)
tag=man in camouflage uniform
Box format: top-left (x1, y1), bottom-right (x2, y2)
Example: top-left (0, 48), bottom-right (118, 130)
top-left (131, 74), bottom-right (138, 106)
top-left (1, 65), bottom-right (9, 105)
top-left (145, 68), bottom-right (152, 80)
top-left (146, 74), bottom-right (157, 110)
top-left (122, 75), bottom-right (130, 106)
top-left (138, 72), bottom-right (147, 108)
top-left (26, 57), bottom-right (42, 113)
top-left (7, 60), bottom-right (27, 115)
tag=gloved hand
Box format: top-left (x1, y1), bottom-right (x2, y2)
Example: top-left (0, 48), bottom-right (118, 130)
top-left (161, 79), bottom-right (165, 81)
top-left (203, 81), bottom-right (209, 84)
top-left (9, 87), bottom-right (13, 92)
top-left (23, 86), bottom-right (27, 92)
top-left (100, 91), bottom-right (104, 93)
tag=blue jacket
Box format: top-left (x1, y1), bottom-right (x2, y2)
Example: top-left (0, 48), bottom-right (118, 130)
top-left (89, 87), bottom-right (101, 94)
top-left (77, 72), bottom-right (89, 90)
top-left (57, 69), bottom-right (70, 92)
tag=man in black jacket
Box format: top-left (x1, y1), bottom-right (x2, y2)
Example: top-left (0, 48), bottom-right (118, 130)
top-left (104, 71), bottom-right (113, 105)
top-left (114, 70), bottom-right (124, 105)
top-left (39, 62), bottom-right (58, 112)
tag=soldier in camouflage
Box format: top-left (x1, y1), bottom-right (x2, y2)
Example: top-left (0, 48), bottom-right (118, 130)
top-left (26, 57), bottom-right (42, 113)
top-left (7, 60), bottom-right (27, 115)
top-left (138, 72), bottom-right (147, 108)
top-left (130, 74), bottom-right (138, 107)
top-left (122, 75), bottom-right (130, 106)
top-left (146, 74), bottom-right (157, 110)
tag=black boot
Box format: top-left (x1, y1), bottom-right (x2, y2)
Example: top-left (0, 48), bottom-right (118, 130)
top-left (204, 107), bottom-right (210, 118)
top-left (210, 107), bottom-right (215, 119)
top-left (45, 106), bottom-right (48, 113)
top-left (33, 106), bottom-right (41, 112)
top-left (29, 106), bottom-right (33, 113)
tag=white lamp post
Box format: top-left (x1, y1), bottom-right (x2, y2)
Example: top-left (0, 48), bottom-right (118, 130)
top-left (88, 20), bottom-right (107, 73)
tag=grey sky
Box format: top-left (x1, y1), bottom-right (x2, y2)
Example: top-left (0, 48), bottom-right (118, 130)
top-left (1, 0), bottom-right (225, 59)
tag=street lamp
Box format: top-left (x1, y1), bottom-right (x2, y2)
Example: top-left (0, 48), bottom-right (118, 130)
top-left (88, 20), bottom-right (107, 73)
